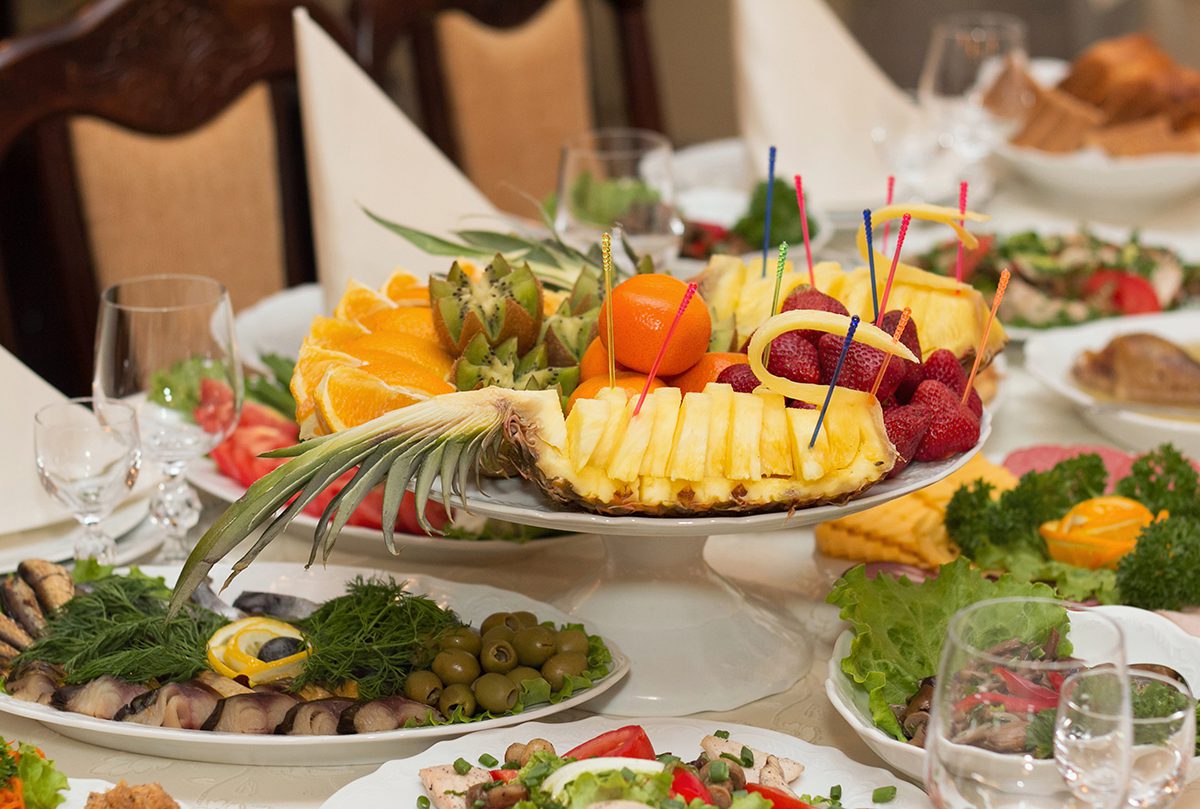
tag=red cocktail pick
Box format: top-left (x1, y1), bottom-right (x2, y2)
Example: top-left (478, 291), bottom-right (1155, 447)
top-left (634, 281), bottom-right (699, 416)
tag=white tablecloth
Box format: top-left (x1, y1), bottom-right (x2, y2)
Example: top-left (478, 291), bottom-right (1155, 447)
top-left (4, 177), bottom-right (1198, 809)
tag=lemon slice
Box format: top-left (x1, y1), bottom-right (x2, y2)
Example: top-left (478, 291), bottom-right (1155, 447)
top-left (205, 617), bottom-right (309, 685)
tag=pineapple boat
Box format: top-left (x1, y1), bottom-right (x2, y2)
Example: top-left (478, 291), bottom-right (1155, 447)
top-left (171, 204), bottom-right (1001, 606)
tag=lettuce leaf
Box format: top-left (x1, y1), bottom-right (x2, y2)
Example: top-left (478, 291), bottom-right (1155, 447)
top-left (16, 743), bottom-right (68, 809)
top-left (559, 768), bottom-right (673, 809)
top-left (827, 559), bottom-right (1068, 740)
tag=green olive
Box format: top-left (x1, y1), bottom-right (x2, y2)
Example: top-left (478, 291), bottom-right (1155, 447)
top-left (431, 649), bottom-right (481, 685)
top-left (512, 626), bottom-right (557, 667)
top-left (506, 666), bottom-right (543, 688)
top-left (480, 638), bottom-right (518, 673)
top-left (438, 626), bottom-right (482, 656)
top-left (555, 628), bottom-right (589, 655)
top-left (480, 612), bottom-right (522, 635)
top-left (510, 610), bottom-right (539, 628)
top-left (402, 670), bottom-right (443, 706)
top-left (473, 672), bottom-right (518, 714)
top-left (438, 682), bottom-right (476, 717)
top-left (541, 651), bottom-right (588, 691)
top-left (481, 625), bottom-right (515, 644)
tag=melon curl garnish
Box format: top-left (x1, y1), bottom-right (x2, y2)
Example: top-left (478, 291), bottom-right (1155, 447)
top-left (746, 311), bottom-right (918, 404)
top-left (857, 203), bottom-right (989, 277)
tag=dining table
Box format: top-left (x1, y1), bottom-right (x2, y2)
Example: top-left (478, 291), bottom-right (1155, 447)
top-left (3, 169), bottom-right (1199, 809)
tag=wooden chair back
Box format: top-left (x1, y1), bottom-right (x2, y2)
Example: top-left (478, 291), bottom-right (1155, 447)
top-left (348, 0), bottom-right (662, 212)
top-left (0, 0), bottom-right (350, 393)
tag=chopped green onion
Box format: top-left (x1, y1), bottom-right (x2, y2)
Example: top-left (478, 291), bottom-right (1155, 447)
top-left (714, 729), bottom-right (730, 740)
top-left (621, 767), bottom-right (635, 782)
top-left (708, 760), bottom-right (730, 783)
top-left (479, 753), bottom-right (499, 768)
top-left (656, 753), bottom-right (682, 766)
top-left (417, 797), bottom-right (431, 809)
top-left (830, 785), bottom-right (842, 801)
top-left (740, 746), bottom-right (755, 767)
top-left (719, 753), bottom-right (743, 766)
top-left (872, 786), bottom-right (897, 803)
top-left (664, 800), bottom-right (686, 809)
top-left (453, 758), bottom-right (472, 776)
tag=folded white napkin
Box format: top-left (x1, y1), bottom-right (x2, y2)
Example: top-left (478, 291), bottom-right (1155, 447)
top-left (0, 346), bottom-right (74, 534)
top-left (731, 0), bottom-right (919, 211)
top-left (294, 8), bottom-right (498, 303)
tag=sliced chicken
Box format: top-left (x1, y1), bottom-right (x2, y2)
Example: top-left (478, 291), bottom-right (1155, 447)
top-left (419, 764), bottom-right (492, 809)
top-left (1074, 333), bottom-right (1200, 407)
top-left (699, 735), bottom-right (804, 783)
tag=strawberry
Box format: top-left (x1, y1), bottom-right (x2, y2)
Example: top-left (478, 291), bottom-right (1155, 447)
top-left (878, 309), bottom-right (924, 401)
top-left (816, 333), bottom-right (906, 400)
top-left (883, 403), bottom-right (931, 476)
top-left (715, 363), bottom-right (760, 393)
top-left (922, 348), bottom-right (968, 395)
top-left (966, 386), bottom-right (983, 419)
top-left (780, 287), bottom-right (850, 345)
top-left (910, 380), bottom-right (980, 461)
top-left (766, 331), bottom-right (820, 383)
top-left (787, 399), bottom-right (817, 409)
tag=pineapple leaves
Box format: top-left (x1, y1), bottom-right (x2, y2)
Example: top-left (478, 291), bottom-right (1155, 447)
top-left (361, 208), bottom-right (492, 258)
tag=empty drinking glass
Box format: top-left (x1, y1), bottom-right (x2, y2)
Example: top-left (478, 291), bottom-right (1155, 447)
top-left (555, 128), bottom-right (684, 268)
top-left (1056, 666), bottom-right (1135, 807)
top-left (34, 398), bottom-right (140, 564)
top-left (94, 275), bottom-right (242, 562)
top-left (1123, 669), bottom-right (1195, 808)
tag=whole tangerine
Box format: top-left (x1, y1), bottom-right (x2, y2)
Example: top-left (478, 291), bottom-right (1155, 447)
top-left (665, 352), bottom-right (748, 394)
top-left (566, 372), bottom-right (664, 412)
top-left (579, 337), bottom-right (629, 380)
top-left (599, 274), bottom-right (711, 376)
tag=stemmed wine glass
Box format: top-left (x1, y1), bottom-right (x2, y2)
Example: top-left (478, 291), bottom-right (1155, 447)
top-left (34, 398), bottom-right (140, 564)
top-left (927, 597), bottom-right (1131, 808)
top-left (94, 275), bottom-right (242, 562)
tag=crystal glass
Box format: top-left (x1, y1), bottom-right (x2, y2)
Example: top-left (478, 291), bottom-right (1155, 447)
top-left (555, 128), bottom-right (684, 269)
top-left (1056, 666), bottom-right (1135, 807)
top-left (918, 12), bottom-right (1029, 164)
top-left (1123, 669), bottom-right (1195, 808)
top-left (94, 275), bottom-right (242, 562)
top-left (34, 398), bottom-right (140, 564)
top-left (927, 597), bottom-right (1131, 809)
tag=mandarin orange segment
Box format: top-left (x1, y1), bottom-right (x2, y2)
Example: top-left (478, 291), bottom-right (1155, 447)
top-left (305, 315), bottom-right (368, 349)
top-left (334, 281), bottom-right (395, 323)
top-left (314, 366), bottom-right (432, 432)
top-left (340, 333), bottom-right (454, 379)
top-left (291, 346), bottom-right (361, 421)
top-left (358, 306), bottom-right (440, 343)
top-left (599, 274), bottom-right (712, 376)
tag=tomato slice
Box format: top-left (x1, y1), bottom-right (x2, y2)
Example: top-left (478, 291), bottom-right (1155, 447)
top-left (1082, 270), bottom-right (1161, 315)
top-left (670, 768), bottom-right (715, 805)
top-left (744, 783), bottom-right (818, 809)
top-left (564, 726), bottom-right (656, 760)
top-left (958, 234), bottom-right (994, 281)
top-left (490, 769), bottom-right (519, 783)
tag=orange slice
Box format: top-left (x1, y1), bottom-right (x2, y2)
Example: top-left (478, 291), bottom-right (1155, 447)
top-left (381, 271), bottom-right (430, 306)
top-left (334, 281), bottom-right (395, 323)
top-left (350, 350), bottom-right (454, 395)
top-left (340, 334), bottom-right (454, 379)
top-left (305, 316), bottom-right (368, 349)
top-left (358, 306), bottom-right (440, 344)
top-left (314, 366), bottom-right (434, 432)
top-left (291, 346), bottom-right (361, 421)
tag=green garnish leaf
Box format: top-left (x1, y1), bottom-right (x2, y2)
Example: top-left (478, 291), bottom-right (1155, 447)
top-left (1027, 708), bottom-right (1056, 759)
top-left (1115, 444), bottom-right (1200, 519)
top-left (15, 742), bottom-right (68, 809)
top-left (1117, 516), bottom-right (1200, 611)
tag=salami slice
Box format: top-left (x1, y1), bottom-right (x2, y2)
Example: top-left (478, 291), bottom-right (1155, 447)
top-left (1002, 444), bottom-right (1134, 491)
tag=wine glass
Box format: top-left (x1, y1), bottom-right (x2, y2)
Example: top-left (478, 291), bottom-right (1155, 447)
top-left (34, 398), bottom-right (140, 564)
top-left (918, 12), bottom-right (1030, 164)
top-left (927, 597), bottom-right (1131, 809)
top-left (1123, 669), bottom-right (1195, 808)
top-left (555, 128), bottom-right (684, 269)
top-left (94, 275), bottom-right (243, 562)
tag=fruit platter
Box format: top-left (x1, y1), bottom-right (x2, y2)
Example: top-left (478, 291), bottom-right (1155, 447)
top-left (0, 560), bottom-right (627, 766)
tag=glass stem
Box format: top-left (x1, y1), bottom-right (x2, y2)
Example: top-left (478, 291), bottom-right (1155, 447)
top-left (150, 462), bottom-right (201, 563)
top-left (75, 517), bottom-right (117, 565)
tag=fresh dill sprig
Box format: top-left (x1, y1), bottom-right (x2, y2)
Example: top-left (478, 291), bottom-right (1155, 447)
top-left (296, 576), bottom-right (461, 700)
top-left (16, 571), bottom-right (225, 684)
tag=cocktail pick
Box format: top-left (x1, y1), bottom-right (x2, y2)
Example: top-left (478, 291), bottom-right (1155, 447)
top-left (875, 213), bottom-right (911, 326)
top-left (763, 242), bottom-right (790, 368)
top-left (864, 209), bottom-right (878, 323)
top-left (602, 232), bottom-right (617, 389)
top-left (882, 175), bottom-right (895, 253)
top-left (635, 281), bottom-right (698, 417)
top-left (793, 174), bottom-right (814, 287)
top-left (869, 307), bottom-right (911, 398)
top-left (954, 181), bottom-right (968, 284)
top-left (761, 146), bottom-right (777, 278)
top-left (962, 269), bottom-right (1009, 406)
top-left (810, 315), bottom-right (860, 448)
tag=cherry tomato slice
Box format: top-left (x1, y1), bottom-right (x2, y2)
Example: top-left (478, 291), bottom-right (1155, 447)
top-left (744, 783), bottom-right (818, 809)
top-left (670, 768), bottom-right (715, 806)
top-left (490, 769), bottom-right (519, 783)
top-left (564, 725), bottom-right (656, 760)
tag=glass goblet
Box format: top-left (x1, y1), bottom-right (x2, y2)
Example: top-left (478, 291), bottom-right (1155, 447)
top-left (1123, 669), bottom-right (1195, 808)
top-left (94, 275), bottom-right (243, 563)
top-left (34, 398), bottom-right (140, 564)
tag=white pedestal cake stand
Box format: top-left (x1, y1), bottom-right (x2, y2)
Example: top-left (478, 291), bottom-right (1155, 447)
top-left (430, 414), bottom-right (991, 717)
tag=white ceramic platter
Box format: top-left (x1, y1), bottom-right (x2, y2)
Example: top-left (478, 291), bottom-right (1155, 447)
top-left (320, 716), bottom-right (933, 809)
top-left (1023, 310), bottom-right (1200, 456)
top-left (187, 458), bottom-right (576, 564)
top-left (0, 496), bottom-right (155, 572)
top-left (826, 605), bottom-right (1200, 787)
top-left (234, 284), bottom-right (324, 374)
top-left (0, 562), bottom-right (628, 767)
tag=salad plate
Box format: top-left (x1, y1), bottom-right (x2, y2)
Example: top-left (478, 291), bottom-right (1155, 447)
top-left (188, 458), bottom-right (578, 563)
top-left (0, 562), bottom-right (629, 767)
top-left (319, 716), bottom-right (932, 809)
top-left (826, 605), bottom-right (1200, 787)
top-left (0, 495), bottom-right (155, 572)
top-left (1024, 310), bottom-right (1200, 456)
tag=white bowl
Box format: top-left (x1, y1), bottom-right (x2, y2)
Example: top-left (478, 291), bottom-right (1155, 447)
top-left (996, 142), bottom-right (1200, 204)
top-left (826, 605), bottom-right (1200, 785)
top-left (1023, 310), bottom-right (1200, 457)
